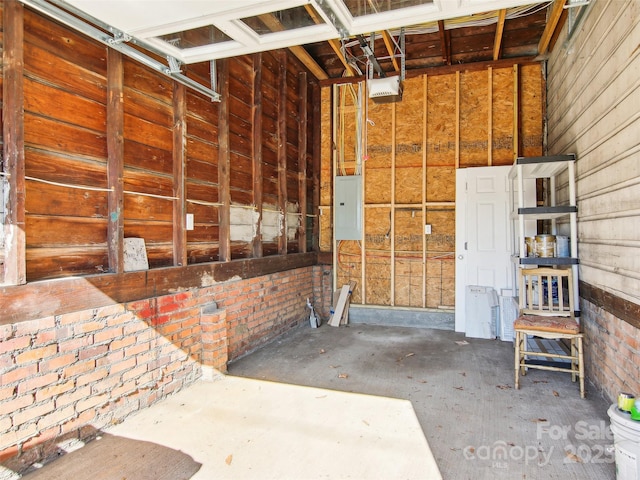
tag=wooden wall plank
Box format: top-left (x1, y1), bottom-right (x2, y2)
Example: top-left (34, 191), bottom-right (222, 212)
top-left (173, 82), bottom-right (187, 267)
top-left (252, 53), bottom-right (264, 258)
top-left (107, 49), bottom-right (124, 274)
top-left (0, 252), bottom-right (316, 324)
top-left (217, 59), bottom-right (231, 262)
top-left (298, 72), bottom-right (308, 253)
top-left (277, 51), bottom-right (288, 255)
top-left (2, 0), bottom-right (26, 285)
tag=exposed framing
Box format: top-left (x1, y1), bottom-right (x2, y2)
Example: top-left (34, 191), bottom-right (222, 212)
top-left (2, 0), bottom-right (26, 286)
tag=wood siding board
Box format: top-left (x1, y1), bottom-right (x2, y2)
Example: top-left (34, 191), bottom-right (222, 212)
top-left (24, 9), bottom-right (107, 77)
top-left (107, 49), bottom-right (124, 274)
top-left (123, 113), bottom-right (173, 153)
top-left (23, 75), bottom-right (105, 131)
top-left (24, 148), bottom-right (107, 187)
top-left (25, 180), bottom-right (108, 218)
top-left (24, 113), bottom-right (107, 159)
top-left (547, 0), bottom-right (640, 305)
top-left (2, 0), bottom-right (26, 284)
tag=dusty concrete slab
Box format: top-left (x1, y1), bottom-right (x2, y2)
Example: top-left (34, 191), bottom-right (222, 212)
top-left (105, 377), bottom-right (441, 480)
top-left (229, 323), bottom-right (616, 480)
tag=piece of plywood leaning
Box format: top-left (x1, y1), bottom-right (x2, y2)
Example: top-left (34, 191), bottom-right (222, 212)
top-left (329, 281), bottom-right (357, 327)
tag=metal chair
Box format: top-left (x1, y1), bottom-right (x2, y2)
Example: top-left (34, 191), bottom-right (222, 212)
top-left (513, 267), bottom-right (585, 398)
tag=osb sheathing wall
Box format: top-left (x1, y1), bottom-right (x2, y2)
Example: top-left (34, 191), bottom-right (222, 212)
top-left (321, 64), bottom-right (543, 308)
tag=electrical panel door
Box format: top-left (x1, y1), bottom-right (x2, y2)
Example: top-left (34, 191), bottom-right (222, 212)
top-left (334, 175), bottom-right (362, 240)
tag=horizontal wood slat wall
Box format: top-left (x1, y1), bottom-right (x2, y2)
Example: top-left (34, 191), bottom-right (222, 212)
top-left (1, 4), bottom-right (319, 285)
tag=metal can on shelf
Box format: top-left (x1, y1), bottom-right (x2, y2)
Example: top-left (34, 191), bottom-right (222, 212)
top-left (525, 237), bottom-right (536, 257)
top-left (535, 234), bottom-right (556, 258)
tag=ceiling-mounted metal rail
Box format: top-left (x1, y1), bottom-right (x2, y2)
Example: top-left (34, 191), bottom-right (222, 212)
top-left (18, 0), bottom-right (221, 101)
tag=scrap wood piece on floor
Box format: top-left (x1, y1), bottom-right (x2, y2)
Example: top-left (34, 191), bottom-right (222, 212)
top-left (340, 281), bottom-right (357, 325)
top-left (329, 281), bottom-right (356, 327)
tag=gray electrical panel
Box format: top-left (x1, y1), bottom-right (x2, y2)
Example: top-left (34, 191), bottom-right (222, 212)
top-left (334, 175), bottom-right (362, 240)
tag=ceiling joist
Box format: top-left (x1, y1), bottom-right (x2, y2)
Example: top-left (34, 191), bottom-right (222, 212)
top-left (493, 9), bottom-right (507, 60)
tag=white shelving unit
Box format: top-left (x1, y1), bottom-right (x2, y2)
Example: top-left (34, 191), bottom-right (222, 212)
top-left (509, 154), bottom-right (579, 312)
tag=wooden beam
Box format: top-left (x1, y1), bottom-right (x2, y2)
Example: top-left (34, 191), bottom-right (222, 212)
top-left (328, 39), bottom-right (357, 76)
top-left (311, 82), bottom-right (321, 253)
top-left (381, 30), bottom-right (400, 72)
top-left (107, 49), bottom-right (124, 274)
top-left (289, 44), bottom-right (329, 80)
top-left (257, 13), bottom-right (328, 80)
top-left (298, 72), bottom-right (308, 253)
top-left (172, 82), bottom-right (187, 267)
top-left (319, 55), bottom-right (541, 86)
top-left (252, 53), bottom-right (264, 258)
top-left (493, 9), bottom-right (507, 61)
top-left (0, 252), bottom-right (317, 325)
top-left (538, 0), bottom-right (567, 56)
top-left (218, 59), bottom-right (231, 262)
top-left (438, 20), bottom-right (451, 65)
top-left (277, 51), bottom-right (288, 255)
top-left (2, 0), bottom-right (26, 285)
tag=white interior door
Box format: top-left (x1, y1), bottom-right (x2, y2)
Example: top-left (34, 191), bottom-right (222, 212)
top-left (455, 166), bottom-right (512, 333)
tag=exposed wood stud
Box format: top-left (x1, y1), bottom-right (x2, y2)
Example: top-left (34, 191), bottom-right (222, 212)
top-left (438, 20), bottom-right (451, 65)
top-left (538, 0), bottom-right (567, 56)
top-left (493, 9), bottom-right (507, 61)
top-left (298, 72), bottom-right (308, 253)
top-left (277, 51), bottom-right (288, 255)
top-left (2, 0), bottom-right (26, 285)
top-left (172, 82), bottom-right (187, 267)
top-left (107, 49), bottom-right (124, 274)
top-left (252, 53), bottom-right (264, 258)
top-left (488, 67), bottom-right (493, 166)
top-left (455, 71), bottom-right (460, 168)
top-left (218, 59), bottom-right (231, 262)
top-left (311, 82), bottom-right (321, 252)
top-left (391, 101), bottom-right (396, 306)
top-left (422, 75), bottom-right (428, 308)
top-left (513, 64), bottom-right (520, 160)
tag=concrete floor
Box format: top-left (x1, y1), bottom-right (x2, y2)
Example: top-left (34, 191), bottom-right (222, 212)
top-left (12, 322), bottom-right (617, 480)
top-left (228, 323), bottom-right (616, 480)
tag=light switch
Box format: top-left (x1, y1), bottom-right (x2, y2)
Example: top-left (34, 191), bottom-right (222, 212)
top-left (186, 213), bottom-right (194, 230)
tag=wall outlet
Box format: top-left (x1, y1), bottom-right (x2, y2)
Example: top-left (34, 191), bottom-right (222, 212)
top-left (424, 224), bottom-right (432, 235)
top-left (186, 213), bottom-right (194, 230)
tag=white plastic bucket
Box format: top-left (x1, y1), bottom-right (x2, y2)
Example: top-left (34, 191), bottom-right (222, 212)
top-left (608, 404), bottom-right (640, 479)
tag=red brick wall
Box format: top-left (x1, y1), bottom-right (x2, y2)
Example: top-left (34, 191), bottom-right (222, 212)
top-left (581, 298), bottom-right (640, 401)
top-left (0, 265), bottom-right (327, 474)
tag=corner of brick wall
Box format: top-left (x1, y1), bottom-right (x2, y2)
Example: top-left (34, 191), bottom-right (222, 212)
top-left (0, 265), bottom-right (320, 474)
top-left (581, 298), bottom-right (640, 402)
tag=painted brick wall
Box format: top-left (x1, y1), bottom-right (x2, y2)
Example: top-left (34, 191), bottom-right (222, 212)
top-left (581, 299), bottom-right (640, 402)
top-left (0, 265), bottom-right (326, 474)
